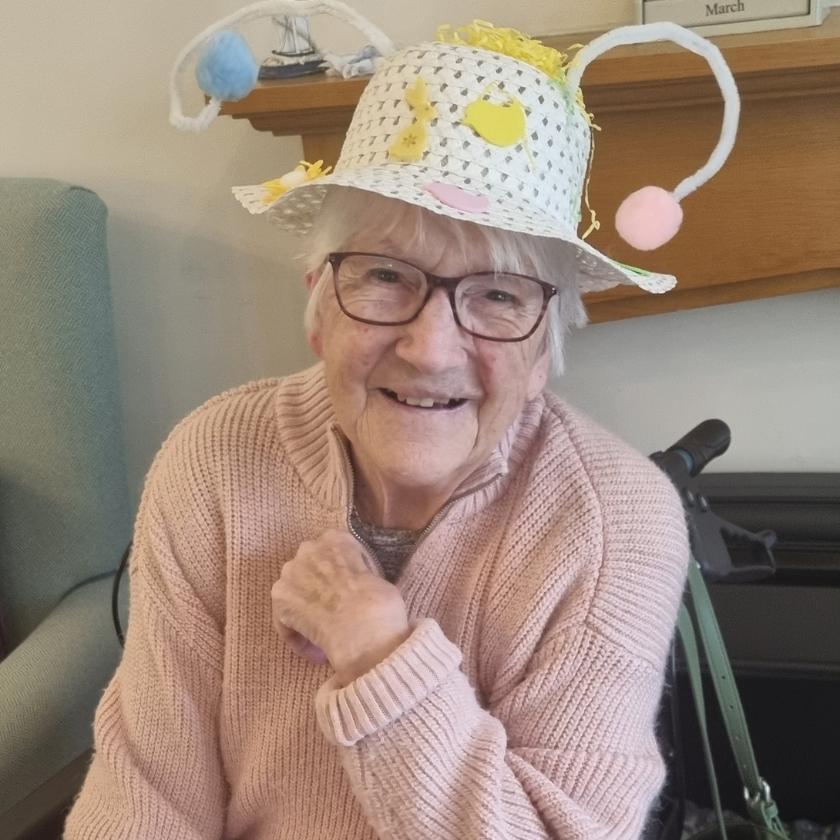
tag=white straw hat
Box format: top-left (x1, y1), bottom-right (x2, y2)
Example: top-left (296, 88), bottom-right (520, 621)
top-left (170, 1), bottom-right (740, 295)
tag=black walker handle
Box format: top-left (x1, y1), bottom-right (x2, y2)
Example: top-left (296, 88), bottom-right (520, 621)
top-left (650, 419), bottom-right (731, 486)
top-left (651, 420), bottom-right (776, 583)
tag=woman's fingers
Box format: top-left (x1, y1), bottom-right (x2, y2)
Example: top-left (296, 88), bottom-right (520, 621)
top-left (283, 626), bottom-right (329, 664)
top-left (270, 529), bottom-right (405, 671)
top-left (272, 595), bottom-right (328, 664)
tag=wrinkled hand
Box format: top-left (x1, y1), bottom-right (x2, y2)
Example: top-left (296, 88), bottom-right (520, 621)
top-left (271, 529), bottom-right (411, 685)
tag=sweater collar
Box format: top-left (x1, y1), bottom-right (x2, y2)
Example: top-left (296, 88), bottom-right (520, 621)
top-left (273, 362), bottom-right (544, 517)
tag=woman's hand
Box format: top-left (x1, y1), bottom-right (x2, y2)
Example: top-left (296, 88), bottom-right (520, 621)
top-left (271, 529), bottom-right (411, 685)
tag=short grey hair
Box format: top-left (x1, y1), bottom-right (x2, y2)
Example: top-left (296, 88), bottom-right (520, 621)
top-left (299, 187), bottom-right (587, 374)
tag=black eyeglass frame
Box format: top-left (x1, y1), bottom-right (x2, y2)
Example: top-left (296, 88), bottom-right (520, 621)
top-left (327, 252), bottom-right (559, 343)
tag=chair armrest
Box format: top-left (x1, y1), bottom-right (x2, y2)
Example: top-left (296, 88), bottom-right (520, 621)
top-left (0, 574), bottom-right (124, 815)
top-left (0, 748), bottom-right (93, 840)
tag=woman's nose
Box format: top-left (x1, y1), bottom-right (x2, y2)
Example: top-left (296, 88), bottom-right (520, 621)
top-left (393, 287), bottom-right (467, 372)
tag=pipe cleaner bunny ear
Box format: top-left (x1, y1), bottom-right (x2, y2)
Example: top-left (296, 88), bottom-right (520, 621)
top-left (169, 0), bottom-right (395, 132)
top-left (567, 23), bottom-right (740, 251)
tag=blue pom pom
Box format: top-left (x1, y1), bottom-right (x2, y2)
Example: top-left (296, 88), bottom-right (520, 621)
top-left (196, 30), bottom-right (258, 101)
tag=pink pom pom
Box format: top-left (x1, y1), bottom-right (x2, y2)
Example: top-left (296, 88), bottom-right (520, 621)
top-left (615, 186), bottom-right (683, 251)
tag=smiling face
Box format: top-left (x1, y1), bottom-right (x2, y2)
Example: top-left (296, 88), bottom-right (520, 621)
top-left (306, 199), bottom-right (551, 527)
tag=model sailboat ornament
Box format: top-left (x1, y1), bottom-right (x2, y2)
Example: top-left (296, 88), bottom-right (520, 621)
top-left (259, 15), bottom-right (324, 79)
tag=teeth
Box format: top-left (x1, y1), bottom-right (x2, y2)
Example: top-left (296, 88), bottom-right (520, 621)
top-left (389, 391), bottom-right (455, 408)
top-left (400, 395), bottom-right (437, 408)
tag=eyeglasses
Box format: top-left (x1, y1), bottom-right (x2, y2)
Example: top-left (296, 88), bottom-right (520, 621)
top-left (327, 252), bottom-right (558, 342)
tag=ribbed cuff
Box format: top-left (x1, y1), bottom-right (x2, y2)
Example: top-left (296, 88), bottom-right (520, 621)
top-left (315, 617), bottom-right (463, 747)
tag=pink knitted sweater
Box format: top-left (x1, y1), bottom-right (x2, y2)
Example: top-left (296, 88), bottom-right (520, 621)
top-left (65, 363), bottom-right (689, 839)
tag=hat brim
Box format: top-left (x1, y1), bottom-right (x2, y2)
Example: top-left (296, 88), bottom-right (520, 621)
top-left (232, 167), bottom-right (676, 295)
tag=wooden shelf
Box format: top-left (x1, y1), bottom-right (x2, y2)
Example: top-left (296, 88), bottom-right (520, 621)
top-left (220, 12), bottom-right (840, 322)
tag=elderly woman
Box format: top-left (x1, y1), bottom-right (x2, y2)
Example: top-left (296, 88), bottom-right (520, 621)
top-left (67, 9), bottom-right (742, 840)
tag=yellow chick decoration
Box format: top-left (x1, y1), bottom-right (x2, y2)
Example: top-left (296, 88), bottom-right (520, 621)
top-left (463, 96), bottom-right (527, 147)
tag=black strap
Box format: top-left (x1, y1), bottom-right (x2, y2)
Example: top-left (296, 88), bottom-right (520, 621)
top-left (112, 541), bottom-right (132, 647)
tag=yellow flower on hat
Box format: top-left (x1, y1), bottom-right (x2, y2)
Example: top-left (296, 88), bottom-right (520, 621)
top-left (260, 160), bottom-right (333, 204)
top-left (389, 121), bottom-right (429, 162)
top-left (301, 159), bottom-right (332, 180)
top-left (261, 168), bottom-right (305, 203)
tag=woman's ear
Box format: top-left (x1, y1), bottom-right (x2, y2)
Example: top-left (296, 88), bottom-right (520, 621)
top-left (304, 270), bottom-right (324, 358)
top-left (304, 270), bottom-right (320, 293)
top-left (526, 347), bottom-right (550, 400)
top-left (306, 328), bottom-right (324, 359)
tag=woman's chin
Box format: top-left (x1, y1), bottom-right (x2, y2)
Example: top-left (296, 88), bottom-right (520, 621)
top-left (372, 448), bottom-right (470, 488)
top-left (350, 400), bottom-right (483, 498)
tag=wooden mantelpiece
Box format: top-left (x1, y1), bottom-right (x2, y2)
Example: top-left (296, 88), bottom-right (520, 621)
top-left (220, 12), bottom-right (840, 322)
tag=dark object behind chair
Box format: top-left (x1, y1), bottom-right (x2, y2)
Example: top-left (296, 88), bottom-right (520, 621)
top-left (645, 465), bottom-right (840, 839)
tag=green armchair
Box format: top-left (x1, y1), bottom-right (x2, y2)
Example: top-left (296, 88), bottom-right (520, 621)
top-left (0, 179), bottom-right (132, 836)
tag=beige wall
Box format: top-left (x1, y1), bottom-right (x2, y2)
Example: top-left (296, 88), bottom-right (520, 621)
top-left (2, 0), bottom-right (838, 504)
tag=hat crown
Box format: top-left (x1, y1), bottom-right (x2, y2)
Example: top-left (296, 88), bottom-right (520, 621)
top-left (335, 42), bottom-right (592, 235)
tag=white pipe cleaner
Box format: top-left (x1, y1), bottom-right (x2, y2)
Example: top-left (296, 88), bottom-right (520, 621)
top-left (169, 0), bottom-right (396, 133)
top-left (567, 22), bottom-right (740, 251)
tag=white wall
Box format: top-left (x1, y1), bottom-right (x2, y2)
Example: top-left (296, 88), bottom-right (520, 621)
top-left (558, 289), bottom-right (840, 470)
top-left (2, 0), bottom-right (838, 506)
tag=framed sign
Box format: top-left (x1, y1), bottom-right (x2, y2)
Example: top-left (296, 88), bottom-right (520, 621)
top-left (636, 0), bottom-right (828, 35)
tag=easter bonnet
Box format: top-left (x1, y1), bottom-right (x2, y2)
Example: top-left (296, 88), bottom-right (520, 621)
top-left (169, 0), bottom-right (740, 294)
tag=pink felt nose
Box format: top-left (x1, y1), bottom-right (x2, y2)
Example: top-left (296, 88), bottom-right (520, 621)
top-left (423, 182), bottom-right (490, 213)
top-left (615, 186), bottom-right (683, 251)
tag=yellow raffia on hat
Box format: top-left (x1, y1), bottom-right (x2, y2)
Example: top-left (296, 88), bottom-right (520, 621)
top-left (436, 20), bottom-right (569, 81)
top-left (580, 132), bottom-right (601, 239)
top-left (436, 22), bottom-right (595, 127)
